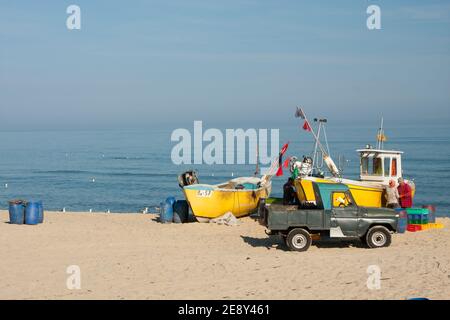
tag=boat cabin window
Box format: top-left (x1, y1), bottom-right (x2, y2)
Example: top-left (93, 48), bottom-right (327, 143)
top-left (383, 158), bottom-right (389, 177)
top-left (361, 155), bottom-right (383, 176)
top-left (361, 157), bottom-right (368, 174)
top-left (332, 191), bottom-right (353, 208)
top-left (374, 158), bottom-right (383, 175)
top-left (391, 158), bottom-right (397, 176)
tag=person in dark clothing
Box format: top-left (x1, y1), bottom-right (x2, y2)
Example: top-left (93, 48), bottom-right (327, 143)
top-left (283, 177), bottom-right (298, 205)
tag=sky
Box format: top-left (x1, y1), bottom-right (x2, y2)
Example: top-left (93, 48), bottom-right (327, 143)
top-left (1, 0), bottom-right (449, 130)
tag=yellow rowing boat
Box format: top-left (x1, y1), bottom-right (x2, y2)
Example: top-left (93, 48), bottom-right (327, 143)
top-left (182, 177), bottom-right (272, 220)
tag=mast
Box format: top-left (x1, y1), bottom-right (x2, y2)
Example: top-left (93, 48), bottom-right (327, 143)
top-left (376, 117), bottom-right (386, 150)
top-left (311, 119), bottom-right (321, 171)
top-left (254, 144), bottom-right (260, 176)
top-left (296, 107), bottom-right (340, 177)
top-left (311, 118), bottom-right (328, 172)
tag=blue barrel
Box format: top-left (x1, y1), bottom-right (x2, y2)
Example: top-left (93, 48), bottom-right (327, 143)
top-left (395, 208), bottom-right (407, 233)
top-left (173, 200), bottom-right (189, 223)
top-left (165, 196), bottom-right (176, 206)
top-left (8, 200), bottom-right (25, 224)
top-left (25, 201), bottom-right (40, 225)
top-left (160, 197), bottom-right (175, 223)
top-left (37, 201), bottom-right (44, 223)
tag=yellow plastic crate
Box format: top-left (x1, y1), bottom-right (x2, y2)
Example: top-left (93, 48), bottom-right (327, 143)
top-left (428, 223), bottom-right (444, 229)
top-left (421, 224), bottom-right (430, 230)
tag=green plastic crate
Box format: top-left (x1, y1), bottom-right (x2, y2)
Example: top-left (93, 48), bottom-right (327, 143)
top-left (406, 208), bottom-right (429, 215)
top-left (407, 213), bottom-right (429, 225)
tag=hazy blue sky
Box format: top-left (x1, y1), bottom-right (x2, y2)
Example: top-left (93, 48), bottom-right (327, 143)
top-left (1, 0), bottom-right (449, 130)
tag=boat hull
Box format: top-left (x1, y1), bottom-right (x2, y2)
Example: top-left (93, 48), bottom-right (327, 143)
top-left (183, 179), bottom-right (272, 219)
top-left (295, 176), bottom-right (415, 208)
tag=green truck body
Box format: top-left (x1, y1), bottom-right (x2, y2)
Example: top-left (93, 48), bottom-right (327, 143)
top-left (258, 182), bottom-right (402, 251)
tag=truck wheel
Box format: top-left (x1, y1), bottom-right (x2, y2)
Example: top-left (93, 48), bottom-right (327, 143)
top-left (366, 226), bottom-right (392, 248)
top-left (286, 228), bottom-right (311, 252)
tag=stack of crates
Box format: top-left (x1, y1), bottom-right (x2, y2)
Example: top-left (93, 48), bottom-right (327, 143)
top-left (406, 208), bottom-right (429, 232)
top-left (422, 205), bottom-right (436, 223)
top-left (406, 207), bottom-right (444, 231)
top-left (423, 205), bottom-right (444, 229)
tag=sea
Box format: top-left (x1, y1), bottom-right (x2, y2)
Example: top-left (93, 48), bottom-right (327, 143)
top-left (0, 124), bottom-right (449, 217)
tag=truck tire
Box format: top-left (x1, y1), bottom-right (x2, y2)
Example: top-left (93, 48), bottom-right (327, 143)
top-left (286, 228), bottom-right (312, 252)
top-left (366, 226), bottom-right (392, 248)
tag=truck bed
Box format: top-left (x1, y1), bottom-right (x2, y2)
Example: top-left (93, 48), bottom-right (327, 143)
top-left (267, 204), bottom-right (330, 231)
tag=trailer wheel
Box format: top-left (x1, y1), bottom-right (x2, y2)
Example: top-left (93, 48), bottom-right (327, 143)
top-left (366, 226), bottom-right (392, 248)
top-left (286, 228), bottom-right (311, 252)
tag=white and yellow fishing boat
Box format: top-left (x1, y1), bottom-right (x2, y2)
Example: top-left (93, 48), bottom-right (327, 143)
top-left (292, 109), bottom-right (415, 208)
top-left (295, 148), bottom-right (416, 207)
top-left (181, 176), bottom-right (271, 221)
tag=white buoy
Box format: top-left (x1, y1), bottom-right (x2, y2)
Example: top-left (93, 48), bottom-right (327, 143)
top-left (4, 183), bottom-right (7, 189)
top-left (91, 178), bottom-right (96, 183)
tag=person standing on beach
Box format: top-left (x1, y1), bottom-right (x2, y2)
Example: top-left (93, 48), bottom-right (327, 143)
top-left (397, 177), bottom-right (412, 208)
top-left (283, 177), bottom-right (298, 205)
top-left (385, 179), bottom-right (400, 209)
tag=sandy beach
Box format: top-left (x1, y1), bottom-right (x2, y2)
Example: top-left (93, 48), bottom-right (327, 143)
top-left (0, 210), bottom-right (449, 300)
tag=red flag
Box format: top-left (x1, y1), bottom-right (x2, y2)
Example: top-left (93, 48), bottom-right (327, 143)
top-left (302, 120), bottom-right (311, 132)
top-left (283, 156), bottom-right (291, 168)
top-left (276, 143), bottom-right (289, 176)
top-left (280, 143), bottom-right (289, 155)
top-left (276, 164), bottom-right (283, 176)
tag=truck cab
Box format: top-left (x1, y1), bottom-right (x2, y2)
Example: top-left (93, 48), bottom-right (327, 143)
top-left (258, 182), bottom-right (403, 251)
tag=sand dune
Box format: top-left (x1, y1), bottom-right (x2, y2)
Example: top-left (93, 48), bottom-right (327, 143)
top-left (0, 210), bottom-right (449, 300)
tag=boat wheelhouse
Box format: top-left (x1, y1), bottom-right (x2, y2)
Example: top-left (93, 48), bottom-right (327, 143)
top-left (358, 147), bottom-right (403, 183)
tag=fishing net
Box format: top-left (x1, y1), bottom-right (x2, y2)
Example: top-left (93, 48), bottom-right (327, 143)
top-left (209, 212), bottom-right (240, 226)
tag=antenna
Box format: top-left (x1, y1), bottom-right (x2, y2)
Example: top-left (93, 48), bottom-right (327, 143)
top-left (377, 117), bottom-right (386, 149)
top-left (254, 144), bottom-right (260, 176)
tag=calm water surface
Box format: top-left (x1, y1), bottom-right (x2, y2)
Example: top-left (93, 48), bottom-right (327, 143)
top-left (0, 124), bottom-right (449, 216)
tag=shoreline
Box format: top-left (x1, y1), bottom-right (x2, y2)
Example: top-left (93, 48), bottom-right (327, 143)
top-left (1, 210), bottom-right (449, 300)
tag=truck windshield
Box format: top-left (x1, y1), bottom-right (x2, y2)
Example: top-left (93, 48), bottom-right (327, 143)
top-left (332, 192), bottom-right (354, 208)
